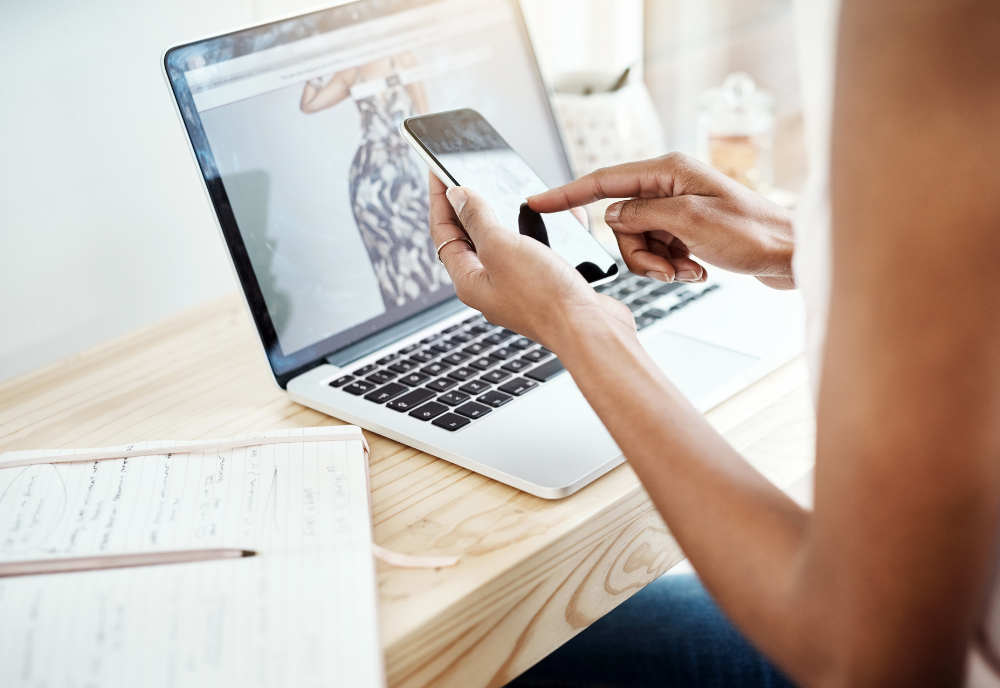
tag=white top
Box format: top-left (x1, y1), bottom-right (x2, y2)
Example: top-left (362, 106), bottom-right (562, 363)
top-left (791, 1), bottom-right (1000, 683)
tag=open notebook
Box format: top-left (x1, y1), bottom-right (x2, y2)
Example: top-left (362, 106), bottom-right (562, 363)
top-left (0, 426), bottom-right (396, 688)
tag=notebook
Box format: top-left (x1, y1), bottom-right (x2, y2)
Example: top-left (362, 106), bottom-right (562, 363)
top-left (0, 426), bottom-right (404, 688)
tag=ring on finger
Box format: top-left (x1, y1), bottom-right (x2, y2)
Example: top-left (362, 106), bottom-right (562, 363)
top-left (435, 236), bottom-right (474, 264)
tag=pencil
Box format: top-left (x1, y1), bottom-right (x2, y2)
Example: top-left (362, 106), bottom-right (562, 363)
top-left (0, 548), bottom-right (256, 578)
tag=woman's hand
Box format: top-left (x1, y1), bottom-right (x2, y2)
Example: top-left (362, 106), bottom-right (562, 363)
top-left (427, 173), bottom-right (633, 351)
top-left (528, 152), bottom-right (796, 289)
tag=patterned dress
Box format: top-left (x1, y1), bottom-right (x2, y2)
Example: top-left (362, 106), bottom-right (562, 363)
top-left (348, 73), bottom-right (449, 309)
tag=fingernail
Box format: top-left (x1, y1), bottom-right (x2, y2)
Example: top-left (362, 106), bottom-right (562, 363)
top-left (675, 268), bottom-right (702, 282)
top-left (646, 271), bottom-right (672, 283)
top-left (605, 201), bottom-right (623, 221)
top-left (446, 187), bottom-right (468, 215)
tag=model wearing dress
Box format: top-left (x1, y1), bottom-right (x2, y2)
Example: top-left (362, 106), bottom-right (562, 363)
top-left (347, 70), bottom-right (449, 310)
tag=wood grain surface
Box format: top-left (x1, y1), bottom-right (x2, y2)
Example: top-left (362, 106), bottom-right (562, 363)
top-left (0, 293), bottom-right (815, 687)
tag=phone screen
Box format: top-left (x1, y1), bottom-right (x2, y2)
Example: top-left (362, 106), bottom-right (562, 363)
top-left (404, 109), bottom-right (618, 283)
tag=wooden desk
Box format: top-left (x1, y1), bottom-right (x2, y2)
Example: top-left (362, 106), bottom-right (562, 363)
top-left (0, 294), bottom-right (815, 687)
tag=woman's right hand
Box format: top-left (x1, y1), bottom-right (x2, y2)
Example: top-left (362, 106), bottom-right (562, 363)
top-left (528, 152), bottom-right (796, 289)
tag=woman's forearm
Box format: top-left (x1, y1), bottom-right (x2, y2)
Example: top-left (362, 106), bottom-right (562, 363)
top-left (551, 314), bottom-right (815, 663)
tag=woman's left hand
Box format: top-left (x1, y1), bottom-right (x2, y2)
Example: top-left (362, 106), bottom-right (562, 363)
top-left (427, 173), bottom-right (633, 351)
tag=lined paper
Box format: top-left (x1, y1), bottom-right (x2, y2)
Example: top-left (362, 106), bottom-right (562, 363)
top-left (0, 426), bottom-right (384, 688)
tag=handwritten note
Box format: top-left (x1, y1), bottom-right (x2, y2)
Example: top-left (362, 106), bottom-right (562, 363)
top-left (0, 426), bottom-right (384, 688)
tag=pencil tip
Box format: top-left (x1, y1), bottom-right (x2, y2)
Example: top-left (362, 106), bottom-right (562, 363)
top-left (241, 550), bottom-right (257, 558)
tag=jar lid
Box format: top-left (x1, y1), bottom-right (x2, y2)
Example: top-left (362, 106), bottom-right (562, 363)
top-left (699, 72), bottom-right (775, 134)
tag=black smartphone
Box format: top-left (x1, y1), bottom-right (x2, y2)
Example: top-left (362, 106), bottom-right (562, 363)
top-left (400, 108), bottom-right (618, 285)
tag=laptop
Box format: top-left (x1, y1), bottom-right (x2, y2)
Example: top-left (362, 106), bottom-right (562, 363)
top-left (163, 0), bottom-right (805, 498)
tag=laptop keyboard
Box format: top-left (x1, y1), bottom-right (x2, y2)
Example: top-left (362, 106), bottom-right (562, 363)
top-left (594, 270), bottom-right (719, 327)
top-left (327, 269), bottom-right (720, 432)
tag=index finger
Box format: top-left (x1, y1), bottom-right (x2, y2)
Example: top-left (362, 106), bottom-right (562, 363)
top-left (526, 161), bottom-right (655, 213)
top-left (526, 158), bottom-right (673, 213)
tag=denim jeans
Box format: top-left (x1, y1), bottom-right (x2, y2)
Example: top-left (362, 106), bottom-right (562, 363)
top-left (506, 574), bottom-right (797, 688)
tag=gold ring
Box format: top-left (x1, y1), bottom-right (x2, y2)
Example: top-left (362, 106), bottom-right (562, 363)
top-left (435, 237), bottom-right (474, 264)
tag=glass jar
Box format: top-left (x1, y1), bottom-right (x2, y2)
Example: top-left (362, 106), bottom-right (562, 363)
top-left (696, 72), bottom-right (775, 193)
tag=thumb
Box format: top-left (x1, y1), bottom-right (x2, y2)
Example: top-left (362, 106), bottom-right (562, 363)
top-left (604, 196), bottom-right (695, 235)
top-left (446, 186), bottom-right (514, 257)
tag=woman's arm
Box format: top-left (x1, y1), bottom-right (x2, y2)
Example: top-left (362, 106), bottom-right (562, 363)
top-left (800, 0), bottom-right (1000, 683)
top-left (430, 0), bottom-right (1000, 684)
top-left (300, 68), bottom-right (358, 113)
top-left (394, 52), bottom-right (429, 115)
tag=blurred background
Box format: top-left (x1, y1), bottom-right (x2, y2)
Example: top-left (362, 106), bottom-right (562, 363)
top-left (0, 0), bottom-right (804, 383)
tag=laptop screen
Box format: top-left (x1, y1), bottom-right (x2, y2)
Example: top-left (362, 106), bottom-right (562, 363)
top-left (164, 0), bottom-right (571, 385)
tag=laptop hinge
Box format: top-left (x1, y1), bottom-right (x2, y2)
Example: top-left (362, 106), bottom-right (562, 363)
top-left (325, 297), bottom-right (470, 368)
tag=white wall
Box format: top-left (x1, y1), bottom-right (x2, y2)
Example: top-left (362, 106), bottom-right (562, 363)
top-left (520, 0), bottom-right (643, 84)
top-left (0, 0), bottom-right (637, 384)
top-left (0, 0), bottom-right (326, 383)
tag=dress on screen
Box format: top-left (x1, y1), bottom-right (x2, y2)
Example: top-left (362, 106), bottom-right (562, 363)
top-left (346, 69), bottom-right (448, 309)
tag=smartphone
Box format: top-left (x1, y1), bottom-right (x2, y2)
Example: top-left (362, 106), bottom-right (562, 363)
top-left (400, 108), bottom-right (618, 285)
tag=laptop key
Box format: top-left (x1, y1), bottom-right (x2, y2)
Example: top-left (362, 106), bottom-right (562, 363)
top-left (635, 315), bottom-right (655, 330)
top-left (437, 391), bottom-right (470, 406)
top-left (522, 348), bottom-right (553, 363)
top-left (488, 347), bottom-right (514, 360)
top-left (343, 380), bottom-right (378, 396)
top-left (481, 369), bottom-right (511, 384)
top-left (498, 378), bottom-right (538, 396)
top-left (466, 324), bottom-right (494, 335)
top-left (524, 358), bottom-right (566, 382)
top-left (645, 308), bottom-right (668, 319)
top-left (650, 283), bottom-right (683, 297)
top-left (388, 360), bottom-right (419, 374)
top-left (461, 342), bottom-right (491, 356)
top-left (443, 324), bottom-right (462, 333)
top-left (399, 342), bottom-right (421, 354)
top-left (375, 354), bottom-right (398, 365)
top-left (448, 367), bottom-right (478, 382)
top-left (430, 340), bottom-right (461, 354)
top-left (483, 332), bottom-right (512, 345)
top-left (477, 390), bottom-right (513, 408)
top-left (353, 364), bottom-right (378, 376)
top-left (462, 314), bottom-right (482, 324)
top-left (509, 337), bottom-right (534, 350)
top-left (501, 359), bottom-right (532, 373)
top-left (469, 356), bottom-right (498, 371)
top-left (456, 402), bottom-right (492, 419)
top-left (426, 377), bottom-right (458, 393)
top-left (399, 372), bottom-right (431, 387)
top-left (441, 352), bottom-right (470, 365)
top-left (449, 332), bottom-right (474, 343)
top-left (329, 375), bottom-right (354, 388)
top-left (365, 371), bottom-right (397, 385)
top-left (432, 413), bottom-right (472, 431)
top-left (421, 361), bottom-right (451, 376)
top-left (409, 350), bottom-right (436, 363)
top-left (420, 333), bottom-right (444, 344)
top-left (364, 382), bottom-right (408, 404)
top-left (459, 379), bottom-right (491, 395)
top-left (409, 402), bottom-right (449, 421)
top-left (386, 389), bottom-right (434, 412)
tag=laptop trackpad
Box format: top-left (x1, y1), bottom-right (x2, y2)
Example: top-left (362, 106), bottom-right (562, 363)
top-left (643, 331), bottom-right (759, 404)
